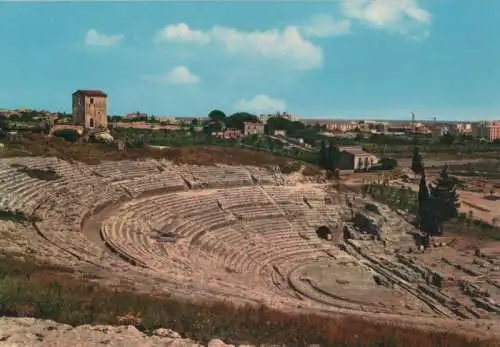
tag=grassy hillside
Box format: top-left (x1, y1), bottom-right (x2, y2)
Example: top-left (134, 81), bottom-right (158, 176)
top-left (0, 134), bottom-right (320, 175)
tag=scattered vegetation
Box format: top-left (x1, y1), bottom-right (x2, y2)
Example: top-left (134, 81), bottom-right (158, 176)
top-left (411, 146), bottom-right (424, 176)
top-left (53, 129), bottom-right (81, 142)
top-left (0, 254), bottom-right (496, 347)
top-left (361, 180), bottom-right (417, 213)
top-left (0, 134), bottom-right (320, 176)
top-left (318, 140), bottom-right (341, 171)
top-left (447, 160), bottom-right (500, 179)
top-left (450, 213), bottom-right (500, 241)
top-left (378, 156), bottom-right (398, 170)
top-left (0, 209), bottom-right (39, 223)
top-left (16, 166), bottom-right (61, 181)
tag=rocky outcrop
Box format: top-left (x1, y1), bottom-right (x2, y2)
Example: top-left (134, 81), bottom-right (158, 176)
top-left (0, 317), bottom-right (240, 347)
top-left (352, 211), bottom-right (382, 240)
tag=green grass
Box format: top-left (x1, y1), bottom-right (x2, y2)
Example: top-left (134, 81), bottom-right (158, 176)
top-left (0, 209), bottom-right (35, 223)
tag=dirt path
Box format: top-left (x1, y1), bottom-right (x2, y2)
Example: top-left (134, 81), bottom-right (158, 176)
top-left (81, 202), bottom-right (125, 255)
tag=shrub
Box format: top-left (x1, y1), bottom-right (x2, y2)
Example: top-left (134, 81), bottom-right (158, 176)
top-left (17, 167), bottom-right (61, 181)
top-left (0, 209), bottom-right (34, 223)
top-left (380, 157), bottom-right (398, 170)
top-left (279, 161), bottom-right (302, 174)
top-left (302, 165), bottom-right (322, 176)
top-left (54, 129), bottom-right (80, 142)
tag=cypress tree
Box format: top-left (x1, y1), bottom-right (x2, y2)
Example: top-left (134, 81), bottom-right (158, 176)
top-left (318, 140), bottom-right (327, 169)
top-left (411, 146), bottom-right (424, 176)
top-left (417, 171), bottom-right (440, 236)
top-left (430, 164), bottom-right (460, 226)
top-left (327, 142), bottom-right (340, 171)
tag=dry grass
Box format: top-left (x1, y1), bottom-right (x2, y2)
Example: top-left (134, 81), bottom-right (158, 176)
top-left (0, 254), bottom-right (495, 347)
top-left (0, 134), bottom-right (320, 174)
top-left (302, 165), bottom-right (323, 176)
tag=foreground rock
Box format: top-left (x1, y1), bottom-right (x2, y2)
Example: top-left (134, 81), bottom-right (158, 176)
top-left (0, 317), bottom-right (239, 347)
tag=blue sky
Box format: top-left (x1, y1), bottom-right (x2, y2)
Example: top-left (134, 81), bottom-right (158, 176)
top-left (0, 0), bottom-right (499, 121)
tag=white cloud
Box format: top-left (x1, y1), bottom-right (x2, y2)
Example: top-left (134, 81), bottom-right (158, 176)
top-left (84, 29), bottom-right (123, 46)
top-left (156, 23), bottom-right (322, 70)
top-left (341, 0), bottom-right (431, 35)
top-left (144, 66), bottom-right (200, 85)
top-left (156, 23), bottom-right (210, 44)
top-left (233, 94), bottom-right (286, 114)
top-left (303, 15), bottom-right (351, 38)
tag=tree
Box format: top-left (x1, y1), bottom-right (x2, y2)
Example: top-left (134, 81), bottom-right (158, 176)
top-left (317, 141), bottom-right (340, 171)
top-left (318, 140), bottom-right (327, 168)
top-left (439, 132), bottom-right (455, 145)
top-left (109, 115), bottom-right (123, 122)
top-left (203, 120), bottom-right (223, 135)
top-left (225, 112), bottom-right (259, 130)
top-left (417, 171), bottom-right (440, 236)
top-left (40, 120), bottom-right (52, 135)
top-left (208, 109), bottom-right (227, 123)
top-left (380, 157), bottom-right (398, 170)
top-left (430, 164), bottom-right (460, 226)
top-left (54, 129), bottom-right (80, 142)
top-left (326, 142), bottom-right (340, 171)
top-left (0, 117), bottom-right (9, 131)
top-left (265, 116), bottom-right (305, 135)
top-left (411, 146), bottom-right (424, 176)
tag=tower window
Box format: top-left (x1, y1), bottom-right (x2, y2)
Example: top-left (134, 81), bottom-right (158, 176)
top-left (90, 98), bottom-right (94, 104)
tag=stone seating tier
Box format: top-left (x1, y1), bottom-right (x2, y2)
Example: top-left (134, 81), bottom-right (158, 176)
top-left (229, 205), bottom-right (284, 219)
top-left (218, 187), bottom-right (270, 208)
top-left (90, 160), bottom-right (162, 182)
top-left (119, 172), bottom-right (187, 197)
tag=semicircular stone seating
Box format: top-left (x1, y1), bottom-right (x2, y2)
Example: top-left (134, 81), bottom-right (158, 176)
top-left (99, 183), bottom-right (348, 294)
top-left (3, 156), bottom-right (484, 318)
top-left (1, 156), bottom-right (460, 316)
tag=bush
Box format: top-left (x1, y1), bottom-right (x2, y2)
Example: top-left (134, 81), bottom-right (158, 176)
top-left (380, 157), bottom-right (398, 170)
top-left (302, 165), bottom-right (322, 176)
top-left (17, 167), bottom-right (61, 181)
top-left (54, 129), bottom-right (80, 142)
top-left (278, 161), bottom-right (302, 174)
top-left (363, 183), bottom-right (417, 213)
top-left (0, 209), bottom-right (39, 223)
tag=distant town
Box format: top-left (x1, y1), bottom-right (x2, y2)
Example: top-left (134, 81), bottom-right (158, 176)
top-left (0, 89), bottom-right (499, 143)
